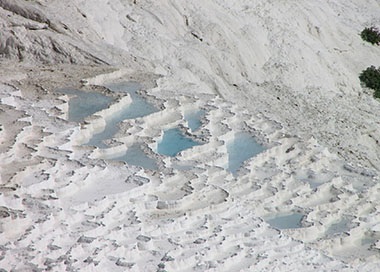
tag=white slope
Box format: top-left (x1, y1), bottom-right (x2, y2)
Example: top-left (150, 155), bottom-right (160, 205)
top-left (1, 0), bottom-right (380, 271)
top-left (75, 0), bottom-right (380, 167)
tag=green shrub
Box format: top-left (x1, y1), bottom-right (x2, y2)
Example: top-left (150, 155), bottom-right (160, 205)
top-left (359, 66), bottom-right (380, 98)
top-left (361, 27), bottom-right (380, 45)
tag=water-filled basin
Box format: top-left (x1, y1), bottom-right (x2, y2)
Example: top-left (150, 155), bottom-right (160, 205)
top-left (184, 110), bottom-right (205, 132)
top-left (85, 82), bottom-right (158, 148)
top-left (227, 132), bottom-right (264, 174)
top-left (58, 88), bottom-right (114, 122)
top-left (112, 144), bottom-right (158, 170)
top-left (157, 128), bottom-right (201, 157)
top-left (265, 213), bottom-right (304, 230)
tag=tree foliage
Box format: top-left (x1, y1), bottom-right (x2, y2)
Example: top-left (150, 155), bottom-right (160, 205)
top-left (359, 66), bottom-right (380, 98)
top-left (361, 27), bottom-right (380, 45)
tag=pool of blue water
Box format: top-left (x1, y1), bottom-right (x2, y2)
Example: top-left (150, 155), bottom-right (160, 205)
top-left (58, 89), bottom-right (114, 122)
top-left (227, 132), bottom-right (264, 174)
top-left (184, 110), bottom-right (205, 132)
top-left (265, 213), bottom-right (304, 230)
top-left (85, 82), bottom-right (158, 148)
top-left (307, 180), bottom-right (321, 189)
top-left (105, 82), bottom-right (158, 120)
top-left (113, 144), bottom-right (158, 170)
top-left (157, 128), bottom-right (201, 157)
top-left (326, 218), bottom-right (351, 236)
top-left (361, 235), bottom-right (378, 247)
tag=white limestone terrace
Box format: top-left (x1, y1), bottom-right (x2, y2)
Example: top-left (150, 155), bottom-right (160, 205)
top-left (1, 0), bottom-right (380, 271)
top-left (0, 72), bottom-right (356, 272)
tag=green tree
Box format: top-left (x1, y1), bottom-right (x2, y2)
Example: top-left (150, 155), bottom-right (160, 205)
top-left (359, 66), bottom-right (380, 98)
top-left (361, 27), bottom-right (380, 45)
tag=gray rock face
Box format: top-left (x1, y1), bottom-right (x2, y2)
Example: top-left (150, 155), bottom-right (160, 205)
top-left (0, 0), bottom-right (107, 64)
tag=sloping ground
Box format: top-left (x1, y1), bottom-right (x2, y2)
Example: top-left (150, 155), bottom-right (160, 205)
top-left (1, 0), bottom-right (380, 271)
top-left (0, 0), bottom-right (104, 65)
top-left (74, 0), bottom-right (380, 168)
